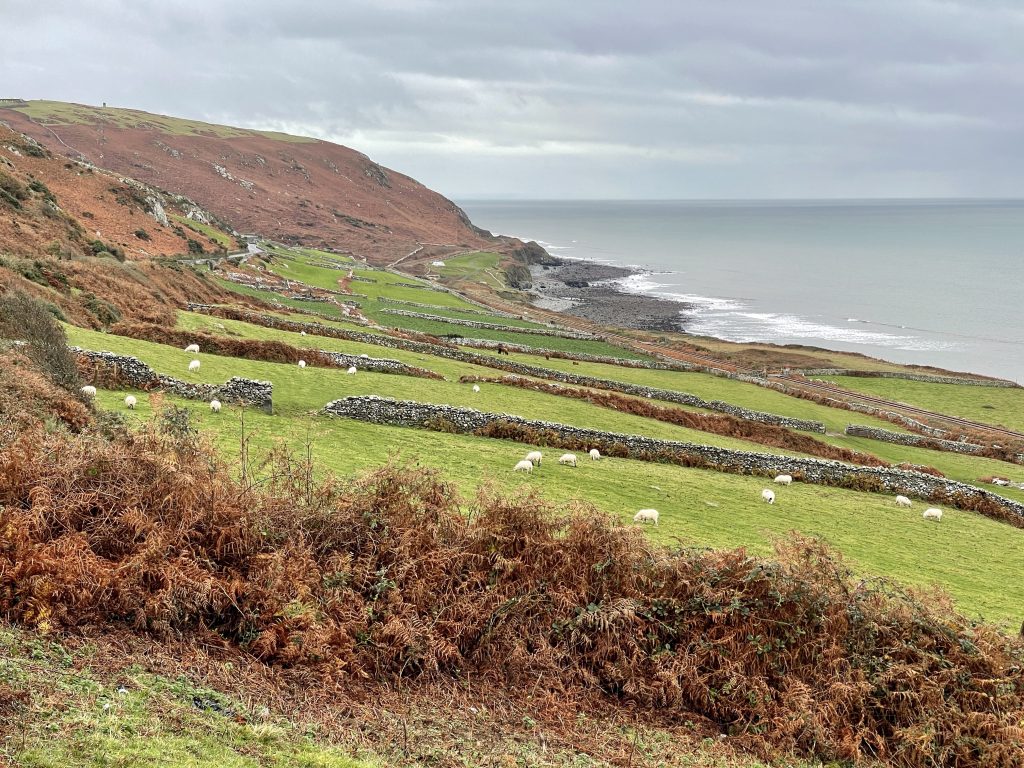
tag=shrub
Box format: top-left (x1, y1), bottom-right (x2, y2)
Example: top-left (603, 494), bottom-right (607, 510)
top-left (0, 290), bottom-right (81, 393)
top-left (187, 238), bottom-right (205, 255)
top-left (133, 228), bottom-right (151, 241)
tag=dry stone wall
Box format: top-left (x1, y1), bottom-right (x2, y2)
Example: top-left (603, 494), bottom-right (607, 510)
top-left (321, 396), bottom-right (1024, 521)
top-left (73, 348), bottom-right (273, 413)
top-left (379, 308), bottom-right (601, 340)
top-left (844, 425), bottom-right (985, 454)
top-left (802, 369), bottom-right (1019, 388)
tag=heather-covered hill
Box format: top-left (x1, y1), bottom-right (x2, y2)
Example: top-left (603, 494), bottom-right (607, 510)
top-left (1, 101), bottom-right (497, 264)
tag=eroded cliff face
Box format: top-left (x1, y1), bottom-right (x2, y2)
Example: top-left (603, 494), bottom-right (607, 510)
top-left (1, 102), bottom-right (497, 264)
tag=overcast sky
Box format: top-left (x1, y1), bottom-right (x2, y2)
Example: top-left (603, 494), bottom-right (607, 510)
top-left (3, 0), bottom-right (1023, 199)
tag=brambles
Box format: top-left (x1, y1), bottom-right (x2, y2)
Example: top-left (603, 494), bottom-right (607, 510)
top-left (0, 289), bottom-right (80, 393)
top-left (0, 428), bottom-right (1021, 766)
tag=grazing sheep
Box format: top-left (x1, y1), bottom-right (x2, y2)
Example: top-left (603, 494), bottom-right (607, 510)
top-left (589, 448), bottom-right (601, 461)
top-left (188, 359), bottom-right (201, 373)
top-left (209, 399), bottom-right (222, 413)
top-left (762, 489), bottom-right (775, 504)
top-left (513, 459), bottom-right (534, 473)
top-left (184, 343), bottom-right (200, 354)
top-left (558, 453), bottom-right (577, 467)
top-left (923, 508), bottom-right (943, 521)
top-left (300, 331), bottom-right (307, 336)
top-left (124, 395), bottom-right (137, 410)
top-left (633, 508), bottom-right (659, 525)
top-left (472, 384), bottom-right (480, 393)
top-left (525, 450), bottom-right (543, 466)
top-left (298, 360), bottom-right (306, 368)
top-left (895, 495), bottom-right (912, 508)
top-left (80, 385), bottom-right (97, 398)
top-left (993, 478), bottom-right (1010, 486)
top-left (347, 366), bottom-right (357, 375)
top-left (774, 474), bottom-right (793, 485)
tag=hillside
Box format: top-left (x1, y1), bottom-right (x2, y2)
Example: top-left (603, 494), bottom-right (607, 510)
top-left (0, 101), bottom-right (496, 263)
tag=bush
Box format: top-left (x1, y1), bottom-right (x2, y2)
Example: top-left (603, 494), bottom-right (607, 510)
top-left (187, 238), bottom-right (205, 255)
top-left (134, 228), bottom-right (151, 241)
top-left (0, 290), bottom-right (81, 393)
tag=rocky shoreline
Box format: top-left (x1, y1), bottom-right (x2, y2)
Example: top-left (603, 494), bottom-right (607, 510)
top-left (528, 259), bottom-right (691, 332)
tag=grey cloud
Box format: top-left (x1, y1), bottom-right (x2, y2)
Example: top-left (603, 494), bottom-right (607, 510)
top-left (2, 0), bottom-right (1023, 198)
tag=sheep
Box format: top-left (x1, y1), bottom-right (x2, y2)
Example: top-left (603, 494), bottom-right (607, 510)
top-left (188, 359), bottom-right (201, 373)
top-left (993, 478), bottom-right (1010, 486)
top-left (633, 508), bottom-right (659, 525)
top-left (124, 395), bottom-right (137, 410)
top-left (472, 384), bottom-right (480, 393)
top-left (184, 343), bottom-right (200, 354)
top-left (589, 448), bottom-right (601, 460)
top-left (209, 399), bottom-right (222, 413)
top-left (347, 366), bottom-right (357, 375)
top-left (513, 459), bottom-right (534, 473)
top-left (558, 453), bottom-right (577, 467)
top-left (923, 508), bottom-right (943, 521)
top-left (359, 354), bottom-right (369, 359)
top-left (895, 495), bottom-right (912, 508)
top-left (773, 474), bottom-right (793, 485)
top-left (762, 489), bottom-right (775, 504)
top-left (80, 385), bottom-right (97, 398)
top-left (298, 360), bottom-right (306, 368)
top-left (525, 450), bottom-right (543, 466)
top-left (300, 331), bottom-right (307, 336)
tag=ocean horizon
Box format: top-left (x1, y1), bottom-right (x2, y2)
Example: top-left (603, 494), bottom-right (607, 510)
top-left (459, 198), bottom-right (1024, 383)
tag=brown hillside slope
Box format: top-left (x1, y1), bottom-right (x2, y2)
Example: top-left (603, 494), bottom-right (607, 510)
top-left (1, 101), bottom-right (496, 264)
top-left (0, 124), bottom-right (229, 259)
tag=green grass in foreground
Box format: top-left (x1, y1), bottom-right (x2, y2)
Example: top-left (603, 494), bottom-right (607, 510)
top-left (1, 626), bottom-right (371, 768)
top-left (813, 375), bottom-right (1024, 433)
top-left (93, 388), bottom-right (1024, 628)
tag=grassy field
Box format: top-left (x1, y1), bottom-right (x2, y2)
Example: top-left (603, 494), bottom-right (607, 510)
top-left (69, 326), bottom-right (806, 456)
top-left (169, 213), bottom-right (234, 249)
top-left (813, 375), bottom-right (1024, 433)
top-left (14, 100), bottom-right (315, 142)
top-left (1, 626), bottom-right (370, 767)
top-left (173, 311), bottom-right (1024, 501)
top-left (433, 250), bottom-right (506, 289)
top-left (92, 387), bottom-right (1024, 627)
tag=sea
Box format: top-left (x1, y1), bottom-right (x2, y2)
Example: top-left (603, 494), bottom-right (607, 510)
top-left (458, 199), bottom-right (1024, 383)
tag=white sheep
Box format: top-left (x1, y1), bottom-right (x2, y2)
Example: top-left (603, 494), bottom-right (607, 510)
top-left (895, 495), bottom-right (912, 508)
top-left (124, 395), bottom-right (137, 410)
top-left (762, 489), bottom-right (775, 504)
top-left (589, 448), bottom-right (601, 461)
top-left (472, 384), bottom-right (480, 393)
top-left (993, 478), bottom-right (1010, 486)
top-left (513, 459), bottom-right (534, 473)
top-left (188, 359), bottom-right (201, 373)
top-left (359, 354), bottom-right (369, 359)
top-left (80, 385), bottom-right (97, 398)
top-left (209, 399), bottom-right (222, 413)
top-left (184, 343), bottom-right (200, 354)
top-left (923, 508), bottom-right (943, 521)
top-left (300, 331), bottom-right (307, 336)
top-left (347, 366), bottom-right (357, 375)
top-left (298, 360), bottom-right (306, 368)
top-left (774, 474), bottom-right (793, 485)
top-left (558, 453), bottom-right (577, 467)
top-left (525, 450), bottom-right (543, 466)
top-left (633, 508), bottom-right (659, 525)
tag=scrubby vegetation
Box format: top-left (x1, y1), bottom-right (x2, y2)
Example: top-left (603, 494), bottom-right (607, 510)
top-left (1, 418), bottom-right (1022, 766)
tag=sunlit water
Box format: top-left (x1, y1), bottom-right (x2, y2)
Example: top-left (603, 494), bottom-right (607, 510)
top-left (460, 199), bottom-right (1024, 382)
